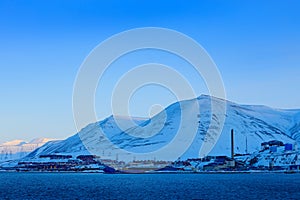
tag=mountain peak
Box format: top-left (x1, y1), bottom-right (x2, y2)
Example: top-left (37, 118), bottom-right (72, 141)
top-left (1, 140), bottom-right (26, 146)
top-left (29, 138), bottom-right (55, 144)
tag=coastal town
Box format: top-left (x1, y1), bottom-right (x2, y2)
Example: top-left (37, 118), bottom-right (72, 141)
top-left (1, 130), bottom-right (299, 174)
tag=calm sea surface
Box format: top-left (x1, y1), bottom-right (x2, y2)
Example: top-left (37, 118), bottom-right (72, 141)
top-left (0, 172), bottom-right (299, 199)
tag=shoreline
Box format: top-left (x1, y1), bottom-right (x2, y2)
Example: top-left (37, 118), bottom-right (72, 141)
top-left (0, 170), bottom-right (299, 174)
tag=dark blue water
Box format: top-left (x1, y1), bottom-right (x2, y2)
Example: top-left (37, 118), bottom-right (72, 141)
top-left (0, 173), bottom-right (299, 199)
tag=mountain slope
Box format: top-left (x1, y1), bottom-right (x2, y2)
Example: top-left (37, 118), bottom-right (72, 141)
top-left (23, 95), bottom-right (300, 162)
top-left (0, 138), bottom-right (55, 161)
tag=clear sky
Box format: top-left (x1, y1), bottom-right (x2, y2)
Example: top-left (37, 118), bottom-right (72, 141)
top-left (0, 0), bottom-right (299, 143)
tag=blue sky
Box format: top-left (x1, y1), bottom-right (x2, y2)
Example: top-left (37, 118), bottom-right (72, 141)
top-left (0, 0), bottom-right (299, 142)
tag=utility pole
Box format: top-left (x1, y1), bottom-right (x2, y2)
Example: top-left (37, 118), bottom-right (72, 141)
top-left (231, 129), bottom-right (234, 159)
top-left (246, 136), bottom-right (248, 154)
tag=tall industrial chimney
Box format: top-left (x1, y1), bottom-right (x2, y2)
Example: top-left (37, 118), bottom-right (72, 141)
top-left (231, 129), bottom-right (234, 159)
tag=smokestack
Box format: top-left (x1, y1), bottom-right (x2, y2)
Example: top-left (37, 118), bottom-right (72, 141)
top-left (231, 129), bottom-right (234, 159)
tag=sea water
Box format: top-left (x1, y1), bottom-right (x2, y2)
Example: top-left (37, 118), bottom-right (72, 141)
top-left (0, 173), bottom-right (299, 199)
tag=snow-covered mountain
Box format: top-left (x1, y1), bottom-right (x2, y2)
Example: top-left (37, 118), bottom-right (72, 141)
top-left (0, 138), bottom-right (55, 161)
top-left (24, 95), bottom-right (300, 163)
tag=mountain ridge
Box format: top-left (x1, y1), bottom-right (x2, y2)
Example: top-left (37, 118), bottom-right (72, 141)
top-left (0, 138), bottom-right (56, 162)
top-left (12, 95), bottom-right (300, 163)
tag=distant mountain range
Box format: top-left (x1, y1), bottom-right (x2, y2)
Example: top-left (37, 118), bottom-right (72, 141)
top-left (20, 95), bottom-right (300, 163)
top-left (0, 138), bottom-right (55, 161)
